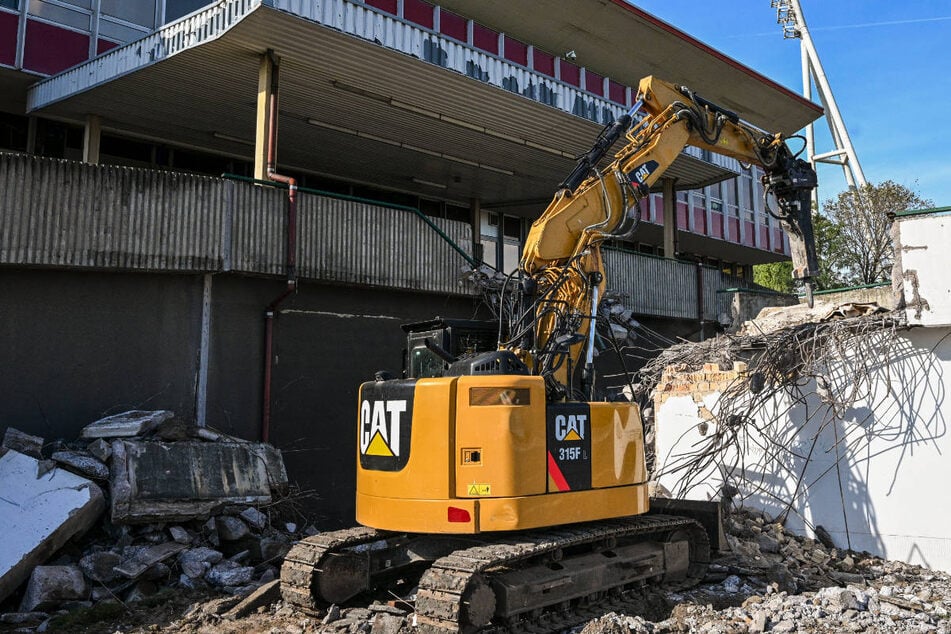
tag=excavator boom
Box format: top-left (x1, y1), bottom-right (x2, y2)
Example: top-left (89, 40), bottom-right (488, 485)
top-left (517, 76), bottom-right (819, 395)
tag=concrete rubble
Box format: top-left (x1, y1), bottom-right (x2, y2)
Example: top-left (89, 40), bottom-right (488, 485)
top-left (1, 429), bottom-right (43, 460)
top-left (4, 412), bottom-right (949, 633)
top-left (0, 412), bottom-right (296, 630)
top-left (110, 439), bottom-right (287, 523)
top-left (79, 410), bottom-right (174, 439)
top-left (0, 448), bottom-right (104, 605)
top-left (0, 489), bottom-right (946, 633)
top-left (573, 508), bottom-right (951, 634)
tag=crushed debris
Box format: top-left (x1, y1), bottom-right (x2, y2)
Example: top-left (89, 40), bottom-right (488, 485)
top-left (736, 300), bottom-right (887, 336)
top-left (2, 506), bottom-right (944, 633)
top-left (0, 411), bottom-right (305, 632)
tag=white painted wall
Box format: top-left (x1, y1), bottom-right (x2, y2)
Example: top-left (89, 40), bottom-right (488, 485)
top-left (899, 211), bottom-right (951, 327)
top-left (655, 325), bottom-right (951, 572)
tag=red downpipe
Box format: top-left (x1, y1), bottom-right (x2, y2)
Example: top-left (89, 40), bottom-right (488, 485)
top-left (262, 54), bottom-right (297, 443)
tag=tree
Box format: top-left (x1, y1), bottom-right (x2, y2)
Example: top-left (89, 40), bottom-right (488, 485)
top-left (811, 210), bottom-right (846, 290)
top-left (753, 261), bottom-right (794, 293)
top-left (753, 210), bottom-right (843, 293)
top-left (821, 181), bottom-right (932, 286)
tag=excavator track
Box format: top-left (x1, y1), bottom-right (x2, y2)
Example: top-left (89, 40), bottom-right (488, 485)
top-left (415, 515), bottom-right (708, 633)
top-left (280, 515), bottom-right (708, 632)
top-left (280, 525), bottom-right (386, 611)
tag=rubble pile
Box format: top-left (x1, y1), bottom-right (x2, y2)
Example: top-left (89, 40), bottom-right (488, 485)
top-left (0, 411), bottom-right (298, 632)
top-left (577, 508), bottom-right (951, 634)
top-left (4, 409), bottom-right (950, 634)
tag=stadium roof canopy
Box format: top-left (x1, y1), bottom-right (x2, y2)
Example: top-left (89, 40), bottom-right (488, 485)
top-left (28, 0), bottom-right (821, 212)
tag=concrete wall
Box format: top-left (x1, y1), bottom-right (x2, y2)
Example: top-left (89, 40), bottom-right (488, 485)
top-left (653, 326), bottom-right (951, 572)
top-left (0, 269), bottom-right (478, 529)
top-left (0, 270), bottom-right (203, 437)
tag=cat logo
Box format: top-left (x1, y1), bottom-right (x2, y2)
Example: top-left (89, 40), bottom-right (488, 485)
top-left (360, 399), bottom-right (407, 457)
top-left (628, 160), bottom-right (659, 188)
top-left (632, 164), bottom-right (651, 184)
top-left (554, 413), bottom-right (586, 442)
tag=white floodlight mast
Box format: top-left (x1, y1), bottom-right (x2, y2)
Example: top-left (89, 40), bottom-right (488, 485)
top-left (772, 0), bottom-right (867, 190)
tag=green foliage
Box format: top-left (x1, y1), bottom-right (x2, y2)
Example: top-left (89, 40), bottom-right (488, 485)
top-left (820, 181), bottom-right (932, 286)
top-left (811, 210), bottom-right (846, 290)
top-left (753, 261), bottom-right (794, 293)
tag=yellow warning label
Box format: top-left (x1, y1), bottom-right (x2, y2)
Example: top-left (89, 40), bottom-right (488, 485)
top-left (467, 483), bottom-right (491, 496)
top-left (365, 431), bottom-right (394, 457)
top-left (563, 429), bottom-right (582, 441)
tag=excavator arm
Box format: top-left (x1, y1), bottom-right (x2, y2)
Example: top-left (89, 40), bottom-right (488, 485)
top-left (512, 76), bottom-right (819, 398)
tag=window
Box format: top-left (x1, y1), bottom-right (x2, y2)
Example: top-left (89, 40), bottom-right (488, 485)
top-left (403, 0), bottom-right (432, 27)
top-left (503, 35), bottom-right (527, 66)
top-left (164, 0), bottom-right (206, 23)
top-left (100, 0), bottom-right (155, 27)
top-left (559, 59), bottom-right (580, 87)
top-left (471, 23), bottom-right (498, 54)
top-left (363, 0), bottom-right (397, 15)
top-left (0, 113), bottom-right (28, 152)
top-left (480, 211), bottom-right (499, 269)
top-left (584, 70), bottom-right (603, 96)
top-left (532, 49), bottom-right (554, 76)
top-left (738, 168), bottom-right (753, 212)
top-left (724, 178), bottom-right (737, 207)
top-left (0, 0), bottom-right (19, 9)
top-left (480, 211), bottom-right (524, 274)
top-left (438, 8), bottom-right (467, 42)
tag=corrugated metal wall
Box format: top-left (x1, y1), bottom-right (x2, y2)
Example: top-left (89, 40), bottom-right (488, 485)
top-left (0, 154), bottom-right (224, 271)
top-left (0, 153), bottom-right (474, 296)
top-left (604, 248), bottom-right (748, 322)
top-left (0, 153), bottom-right (759, 312)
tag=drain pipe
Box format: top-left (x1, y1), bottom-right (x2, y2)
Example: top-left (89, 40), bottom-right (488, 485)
top-left (261, 52), bottom-right (298, 443)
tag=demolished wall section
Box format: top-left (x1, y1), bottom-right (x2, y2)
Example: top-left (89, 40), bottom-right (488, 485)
top-left (653, 324), bottom-right (951, 572)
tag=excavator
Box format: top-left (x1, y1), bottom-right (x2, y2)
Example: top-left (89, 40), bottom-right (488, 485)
top-left (281, 76), bottom-right (819, 632)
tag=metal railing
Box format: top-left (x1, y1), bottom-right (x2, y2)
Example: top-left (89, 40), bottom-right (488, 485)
top-left (0, 153), bottom-right (767, 316)
top-left (604, 248), bottom-right (758, 322)
top-left (0, 153), bottom-right (474, 296)
top-left (29, 0), bottom-right (627, 125)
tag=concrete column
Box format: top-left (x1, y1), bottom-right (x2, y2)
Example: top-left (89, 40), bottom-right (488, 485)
top-left (662, 178), bottom-right (677, 258)
top-left (470, 197), bottom-right (482, 263)
top-left (82, 114), bottom-right (101, 165)
top-left (254, 52), bottom-right (276, 181)
top-left (195, 273), bottom-right (213, 428)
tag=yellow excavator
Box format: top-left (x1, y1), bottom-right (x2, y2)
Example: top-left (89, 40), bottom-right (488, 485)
top-left (281, 76), bottom-right (819, 632)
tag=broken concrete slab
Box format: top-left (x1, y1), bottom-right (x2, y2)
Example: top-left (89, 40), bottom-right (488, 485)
top-left (216, 516), bottom-right (249, 541)
top-left (78, 551), bottom-right (122, 583)
top-left (19, 566), bottom-right (89, 612)
top-left (51, 451), bottom-right (109, 480)
top-left (178, 547), bottom-right (224, 579)
top-left (109, 440), bottom-right (287, 524)
top-left (86, 438), bottom-right (112, 462)
top-left (80, 410), bottom-right (173, 439)
top-left (0, 450), bottom-right (105, 604)
top-left (113, 542), bottom-right (186, 579)
top-left (205, 560), bottom-right (255, 588)
top-left (2, 428), bottom-right (44, 459)
top-left (223, 579), bottom-right (280, 619)
top-left (239, 507), bottom-right (267, 531)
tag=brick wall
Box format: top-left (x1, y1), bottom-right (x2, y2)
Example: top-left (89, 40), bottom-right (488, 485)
top-left (654, 361), bottom-right (749, 409)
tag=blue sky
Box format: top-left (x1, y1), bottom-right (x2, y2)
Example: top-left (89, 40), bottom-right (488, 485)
top-left (630, 0), bottom-right (951, 209)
